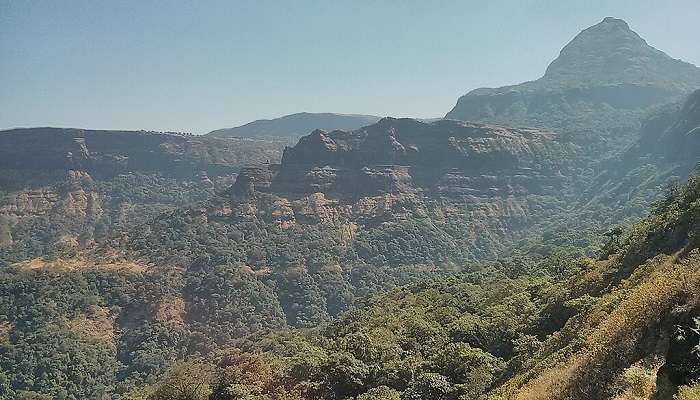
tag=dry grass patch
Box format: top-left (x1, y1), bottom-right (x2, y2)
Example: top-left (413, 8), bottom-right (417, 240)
top-left (508, 252), bottom-right (700, 400)
top-left (612, 364), bottom-right (659, 400)
top-left (154, 295), bottom-right (186, 325)
top-left (11, 255), bottom-right (148, 273)
top-left (675, 383), bottom-right (700, 400)
top-left (0, 321), bottom-right (12, 343)
top-left (66, 305), bottom-right (116, 347)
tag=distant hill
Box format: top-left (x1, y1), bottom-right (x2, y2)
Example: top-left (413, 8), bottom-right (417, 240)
top-left (208, 112), bottom-right (381, 139)
top-left (0, 127), bottom-right (282, 180)
top-left (446, 17), bottom-right (700, 153)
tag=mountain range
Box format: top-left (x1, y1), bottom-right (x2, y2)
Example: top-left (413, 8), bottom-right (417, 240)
top-left (1, 17), bottom-right (700, 400)
top-left (0, 128), bottom-right (286, 262)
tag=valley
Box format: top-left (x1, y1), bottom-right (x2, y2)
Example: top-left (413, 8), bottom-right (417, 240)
top-left (1, 15), bottom-right (699, 400)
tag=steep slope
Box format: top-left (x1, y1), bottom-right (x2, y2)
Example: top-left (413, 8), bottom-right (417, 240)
top-left (252, 117), bottom-right (569, 198)
top-left (6, 165), bottom-right (696, 400)
top-left (46, 117), bottom-right (574, 338)
top-left (136, 173), bottom-right (700, 400)
top-left (637, 89), bottom-right (700, 166)
top-left (0, 127), bottom-right (285, 262)
top-left (577, 89), bottom-right (700, 225)
top-left (224, 118), bottom-right (574, 258)
top-left (494, 177), bottom-right (700, 400)
top-left (446, 17), bottom-right (700, 152)
top-left (208, 112), bottom-right (381, 139)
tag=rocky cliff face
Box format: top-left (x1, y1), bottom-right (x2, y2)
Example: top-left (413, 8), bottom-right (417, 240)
top-left (219, 118), bottom-right (573, 256)
top-left (234, 118), bottom-right (569, 200)
top-left (0, 128), bottom-right (286, 262)
top-left (612, 89), bottom-right (700, 176)
top-left (645, 89), bottom-right (700, 165)
top-left (569, 89), bottom-right (700, 229)
top-left (0, 127), bottom-right (284, 181)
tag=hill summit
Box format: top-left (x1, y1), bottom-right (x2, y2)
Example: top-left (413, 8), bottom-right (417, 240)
top-left (541, 17), bottom-right (700, 90)
top-left (446, 17), bottom-right (700, 147)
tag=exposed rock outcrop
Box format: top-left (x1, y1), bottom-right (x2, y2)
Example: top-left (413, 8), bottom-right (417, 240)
top-left (233, 118), bottom-right (569, 201)
top-left (219, 117), bottom-right (571, 255)
top-left (0, 127), bottom-right (286, 261)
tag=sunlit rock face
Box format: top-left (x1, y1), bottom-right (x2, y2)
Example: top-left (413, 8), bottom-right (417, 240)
top-left (234, 117), bottom-right (569, 200)
top-left (220, 117), bottom-right (573, 258)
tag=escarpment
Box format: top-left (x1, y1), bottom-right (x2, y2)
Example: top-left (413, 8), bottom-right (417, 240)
top-left (234, 118), bottom-right (570, 200)
top-left (212, 118), bottom-right (576, 256)
top-left (0, 127), bottom-right (286, 262)
top-left (0, 127), bottom-right (285, 181)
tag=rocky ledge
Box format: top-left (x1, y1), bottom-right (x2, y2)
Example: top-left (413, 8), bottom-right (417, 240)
top-left (231, 118), bottom-right (571, 201)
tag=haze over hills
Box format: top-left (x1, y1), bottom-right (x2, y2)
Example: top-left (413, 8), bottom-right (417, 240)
top-left (1, 15), bottom-right (700, 400)
top-left (0, 127), bottom-right (286, 262)
top-left (0, 127), bottom-right (281, 179)
top-left (208, 112), bottom-right (381, 139)
top-left (3, 92), bottom-right (698, 397)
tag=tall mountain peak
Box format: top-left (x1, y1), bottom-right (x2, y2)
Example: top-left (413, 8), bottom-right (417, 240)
top-left (445, 17), bottom-right (700, 144)
top-left (598, 16), bottom-right (631, 29)
top-left (541, 17), bottom-right (699, 89)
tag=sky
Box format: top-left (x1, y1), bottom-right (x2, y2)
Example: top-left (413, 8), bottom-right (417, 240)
top-left (1, 1), bottom-right (700, 134)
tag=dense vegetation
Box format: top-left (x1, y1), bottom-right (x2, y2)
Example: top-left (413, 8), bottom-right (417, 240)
top-left (1, 172), bottom-right (697, 399)
top-left (1, 92), bottom-right (697, 398)
top-left (0, 172), bottom-right (222, 263)
top-left (137, 174), bottom-right (700, 399)
top-left (1, 17), bottom-right (699, 400)
top-left (138, 173), bottom-right (700, 399)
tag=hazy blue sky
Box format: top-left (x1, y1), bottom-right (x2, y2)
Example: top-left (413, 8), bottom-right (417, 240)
top-left (2, 1), bottom-right (699, 133)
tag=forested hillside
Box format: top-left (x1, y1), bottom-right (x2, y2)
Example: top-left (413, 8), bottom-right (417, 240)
top-left (125, 166), bottom-right (700, 399)
top-left (0, 87), bottom-right (697, 399)
top-left (0, 16), bottom-right (699, 400)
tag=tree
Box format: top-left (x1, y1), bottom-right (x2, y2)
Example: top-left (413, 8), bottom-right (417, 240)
top-left (401, 373), bottom-right (457, 400)
top-left (148, 362), bottom-right (213, 400)
top-left (430, 343), bottom-right (504, 398)
top-left (357, 386), bottom-right (401, 400)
